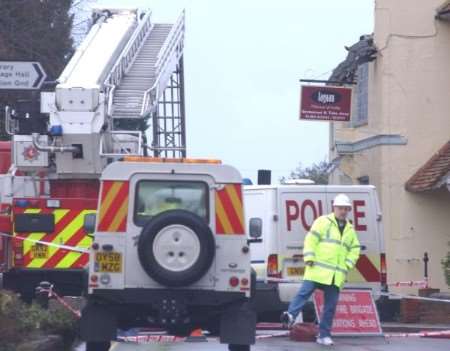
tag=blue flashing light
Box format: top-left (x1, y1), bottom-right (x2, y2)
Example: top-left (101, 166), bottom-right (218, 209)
top-left (16, 200), bottom-right (30, 208)
top-left (49, 125), bottom-right (63, 137)
top-left (242, 178), bottom-right (253, 185)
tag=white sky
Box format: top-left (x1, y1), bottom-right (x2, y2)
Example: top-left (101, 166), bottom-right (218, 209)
top-left (95, 0), bottom-right (374, 183)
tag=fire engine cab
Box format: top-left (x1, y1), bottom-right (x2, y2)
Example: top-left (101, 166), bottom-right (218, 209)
top-left (80, 157), bottom-right (258, 351)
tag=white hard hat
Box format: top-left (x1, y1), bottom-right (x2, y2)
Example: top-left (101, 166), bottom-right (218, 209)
top-left (333, 194), bottom-right (352, 208)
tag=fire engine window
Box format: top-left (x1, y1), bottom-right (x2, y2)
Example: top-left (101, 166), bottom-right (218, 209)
top-left (134, 180), bottom-right (208, 225)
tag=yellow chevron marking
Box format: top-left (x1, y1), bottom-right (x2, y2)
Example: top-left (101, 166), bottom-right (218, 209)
top-left (215, 193), bottom-right (233, 234)
top-left (98, 182), bottom-right (123, 224)
top-left (54, 218), bottom-right (94, 269)
top-left (108, 194), bottom-right (129, 232)
top-left (27, 210), bottom-right (87, 268)
top-left (22, 209), bottom-right (69, 256)
top-left (225, 185), bottom-right (244, 228)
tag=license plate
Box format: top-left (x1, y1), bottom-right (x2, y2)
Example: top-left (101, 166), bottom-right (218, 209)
top-left (31, 243), bottom-right (48, 259)
top-left (95, 252), bottom-right (122, 273)
top-left (287, 267), bottom-right (304, 276)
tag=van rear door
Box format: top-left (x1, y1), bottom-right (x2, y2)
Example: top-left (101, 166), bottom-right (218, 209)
top-left (278, 186), bottom-right (326, 280)
top-left (244, 187), bottom-right (275, 280)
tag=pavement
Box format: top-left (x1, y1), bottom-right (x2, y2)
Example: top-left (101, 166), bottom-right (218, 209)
top-left (96, 337), bottom-right (450, 351)
top-left (75, 330), bottom-right (450, 351)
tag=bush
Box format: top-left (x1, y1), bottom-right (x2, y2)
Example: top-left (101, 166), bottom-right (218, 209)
top-left (442, 245), bottom-right (450, 287)
top-left (0, 291), bottom-right (78, 350)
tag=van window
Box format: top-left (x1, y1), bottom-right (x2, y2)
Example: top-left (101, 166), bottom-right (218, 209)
top-left (134, 180), bottom-right (208, 226)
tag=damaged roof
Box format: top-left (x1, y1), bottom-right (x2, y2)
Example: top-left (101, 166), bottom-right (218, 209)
top-left (437, 1), bottom-right (450, 20)
top-left (329, 34), bottom-right (377, 83)
top-left (405, 141), bottom-right (450, 192)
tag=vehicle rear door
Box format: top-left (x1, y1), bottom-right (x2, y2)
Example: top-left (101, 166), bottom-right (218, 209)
top-left (279, 186), bottom-right (326, 280)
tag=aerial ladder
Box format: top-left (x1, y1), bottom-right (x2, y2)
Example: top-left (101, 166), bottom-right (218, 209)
top-left (0, 8), bottom-right (186, 300)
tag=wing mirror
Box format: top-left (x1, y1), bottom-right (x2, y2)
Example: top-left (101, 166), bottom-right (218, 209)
top-left (249, 218), bottom-right (262, 238)
top-left (83, 213), bottom-right (96, 234)
top-left (248, 218), bottom-right (263, 244)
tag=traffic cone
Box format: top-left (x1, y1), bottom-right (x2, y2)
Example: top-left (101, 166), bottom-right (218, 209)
top-left (185, 328), bottom-right (208, 342)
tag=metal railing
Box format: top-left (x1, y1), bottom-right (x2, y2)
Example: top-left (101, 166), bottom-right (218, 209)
top-left (4, 106), bottom-right (15, 136)
top-left (99, 130), bottom-right (143, 157)
top-left (104, 11), bottom-right (153, 116)
top-left (141, 10), bottom-right (185, 117)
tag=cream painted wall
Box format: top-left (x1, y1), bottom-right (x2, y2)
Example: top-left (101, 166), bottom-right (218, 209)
top-left (330, 0), bottom-right (450, 291)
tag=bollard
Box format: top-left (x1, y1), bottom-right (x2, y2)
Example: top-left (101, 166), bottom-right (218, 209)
top-left (419, 252), bottom-right (440, 298)
top-left (35, 281), bottom-right (52, 309)
top-left (423, 252), bottom-right (429, 288)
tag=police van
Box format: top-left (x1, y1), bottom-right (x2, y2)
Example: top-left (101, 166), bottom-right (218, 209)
top-left (243, 184), bottom-right (386, 318)
top-left (81, 158), bottom-right (258, 351)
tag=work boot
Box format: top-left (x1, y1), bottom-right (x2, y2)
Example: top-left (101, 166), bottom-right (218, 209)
top-left (280, 311), bottom-right (294, 329)
top-left (316, 336), bottom-right (334, 346)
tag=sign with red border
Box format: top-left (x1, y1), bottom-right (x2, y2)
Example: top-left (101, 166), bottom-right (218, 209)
top-left (313, 289), bottom-right (383, 336)
top-left (299, 85), bottom-right (352, 121)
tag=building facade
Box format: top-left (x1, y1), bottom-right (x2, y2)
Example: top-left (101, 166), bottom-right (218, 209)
top-left (329, 0), bottom-right (450, 292)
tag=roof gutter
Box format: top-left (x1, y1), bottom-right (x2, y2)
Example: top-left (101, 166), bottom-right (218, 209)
top-left (335, 134), bottom-right (407, 155)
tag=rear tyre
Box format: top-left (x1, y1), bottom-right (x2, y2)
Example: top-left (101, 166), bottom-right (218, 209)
top-left (138, 210), bottom-right (215, 287)
top-left (85, 341), bottom-right (111, 351)
top-left (167, 324), bottom-right (193, 336)
top-left (204, 318), bottom-right (220, 335)
top-left (229, 344), bottom-right (250, 351)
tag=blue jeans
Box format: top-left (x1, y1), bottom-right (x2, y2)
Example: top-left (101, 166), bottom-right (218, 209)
top-left (287, 279), bottom-right (340, 338)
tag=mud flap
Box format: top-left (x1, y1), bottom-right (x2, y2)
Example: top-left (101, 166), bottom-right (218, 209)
top-left (220, 302), bottom-right (256, 345)
top-left (80, 303), bottom-right (117, 342)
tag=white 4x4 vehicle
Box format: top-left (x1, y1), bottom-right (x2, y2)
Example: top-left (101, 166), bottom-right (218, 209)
top-left (80, 158), bottom-right (258, 351)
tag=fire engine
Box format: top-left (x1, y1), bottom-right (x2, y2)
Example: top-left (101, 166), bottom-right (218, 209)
top-left (0, 8), bottom-right (187, 301)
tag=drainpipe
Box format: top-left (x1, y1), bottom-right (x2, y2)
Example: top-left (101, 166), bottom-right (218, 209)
top-left (32, 133), bottom-right (79, 153)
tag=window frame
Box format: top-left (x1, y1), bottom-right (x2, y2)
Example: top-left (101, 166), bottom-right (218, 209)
top-left (132, 179), bottom-right (210, 227)
top-left (352, 62), bottom-right (369, 128)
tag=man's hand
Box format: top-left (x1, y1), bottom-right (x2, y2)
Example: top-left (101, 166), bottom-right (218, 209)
top-left (305, 261), bottom-right (314, 267)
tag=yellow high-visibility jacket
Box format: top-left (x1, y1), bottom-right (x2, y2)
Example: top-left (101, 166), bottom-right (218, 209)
top-left (303, 213), bottom-right (360, 289)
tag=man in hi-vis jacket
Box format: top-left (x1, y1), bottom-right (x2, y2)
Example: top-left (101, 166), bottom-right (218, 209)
top-left (281, 193), bottom-right (360, 346)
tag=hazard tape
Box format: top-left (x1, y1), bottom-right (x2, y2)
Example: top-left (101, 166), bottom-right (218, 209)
top-left (39, 287), bottom-right (81, 318)
top-left (0, 231), bottom-right (89, 253)
top-left (118, 335), bottom-right (186, 343)
top-left (375, 291), bottom-right (450, 304)
top-left (385, 330), bottom-right (450, 338)
top-left (256, 331), bottom-right (290, 339)
top-left (387, 280), bottom-right (428, 288)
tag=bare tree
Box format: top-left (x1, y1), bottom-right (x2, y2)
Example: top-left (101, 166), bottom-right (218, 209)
top-left (281, 160), bottom-right (331, 185)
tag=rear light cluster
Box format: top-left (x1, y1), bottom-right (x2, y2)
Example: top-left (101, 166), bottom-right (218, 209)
top-left (380, 253), bottom-right (387, 286)
top-left (13, 238), bottom-right (24, 266)
top-left (229, 277), bottom-right (250, 288)
top-left (267, 254), bottom-right (281, 278)
top-left (229, 277), bottom-right (239, 287)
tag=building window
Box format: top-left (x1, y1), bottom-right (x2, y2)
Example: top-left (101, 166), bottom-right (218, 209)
top-left (353, 63), bottom-right (369, 127)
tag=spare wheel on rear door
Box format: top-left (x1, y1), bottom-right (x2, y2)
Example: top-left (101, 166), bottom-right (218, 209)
top-left (137, 210), bottom-right (215, 287)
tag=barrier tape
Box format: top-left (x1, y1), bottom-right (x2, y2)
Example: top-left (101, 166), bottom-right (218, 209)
top-left (0, 231), bottom-right (89, 253)
top-left (118, 335), bottom-right (186, 343)
top-left (256, 331), bottom-right (290, 339)
top-left (387, 280), bottom-right (428, 288)
top-left (38, 286), bottom-right (82, 318)
top-left (375, 291), bottom-right (450, 304)
top-left (268, 277), bottom-right (430, 288)
top-left (119, 332), bottom-right (291, 344)
top-left (385, 330), bottom-right (450, 338)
